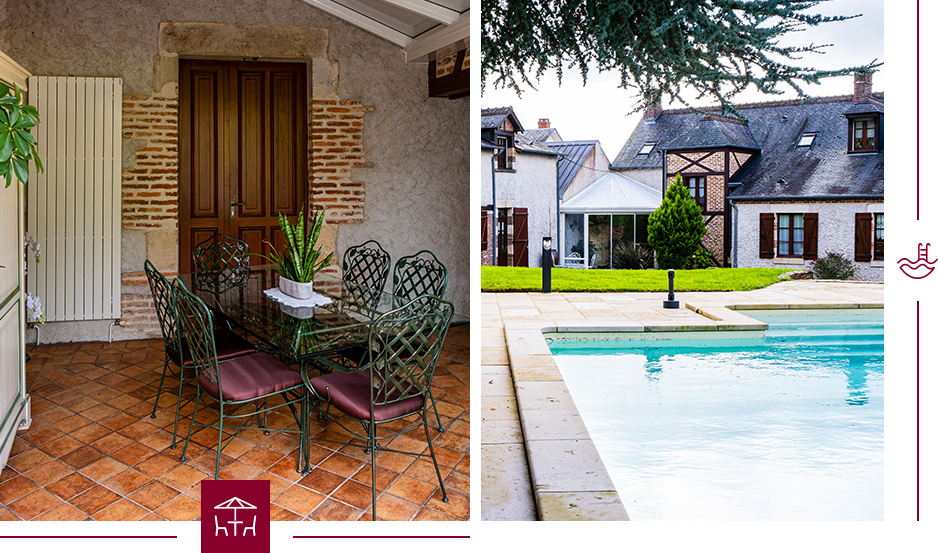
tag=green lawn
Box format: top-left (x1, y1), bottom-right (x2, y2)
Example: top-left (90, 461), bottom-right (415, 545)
top-left (481, 266), bottom-right (795, 292)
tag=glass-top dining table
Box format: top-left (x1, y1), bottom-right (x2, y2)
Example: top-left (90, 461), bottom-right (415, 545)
top-left (177, 266), bottom-right (466, 474)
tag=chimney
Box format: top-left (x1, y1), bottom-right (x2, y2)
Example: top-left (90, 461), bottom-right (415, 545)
top-left (853, 71), bottom-right (873, 104)
top-left (644, 91), bottom-right (662, 121)
top-left (538, 118), bottom-right (551, 129)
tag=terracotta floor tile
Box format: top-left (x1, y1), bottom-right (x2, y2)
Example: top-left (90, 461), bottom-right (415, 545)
top-left (161, 464), bottom-right (207, 492)
top-left (118, 419), bottom-right (160, 441)
top-left (187, 450), bottom-right (235, 476)
top-left (69, 485), bottom-right (122, 516)
top-left (80, 456), bottom-right (130, 482)
top-left (8, 489), bottom-right (63, 520)
top-left (98, 411), bottom-right (138, 431)
top-left (69, 423), bottom-right (113, 444)
top-left (275, 484), bottom-right (325, 516)
top-left (54, 414), bottom-right (94, 434)
top-left (7, 448), bottom-right (53, 472)
top-left (350, 464), bottom-right (399, 492)
top-left (426, 488), bottom-right (469, 519)
top-left (255, 473), bottom-right (293, 501)
top-left (454, 454), bottom-right (469, 474)
top-left (319, 452), bottom-right (365, 478)
top-left (238, 446), bottom-right (284, 470)
top-left (138, 429), bottom-right (175, 452)
top-left (59, 446), bottom-right (106, 470)
top-left (23, 460), bottom-right (73, 487)
top-left (331, 479), bottom-right (374, 510)
top-left (0, 475), bottom-right (39, 504)
top-left (155, 493), bottom-right (201, 521)
top-left (403, 458), bottom-right (453, 485)
top-left (140, 512), bottom-right (166, 521)
top-left (91, 432), bottom-right (134, 454)
top-left (135, 453), bottom-right (181, 478)
top-left (63, 396), bottom-right (101, 413)
top-left (80, 403), bottom-right (120, 422)
top-left (266, 457), bottom-right (305, 482)
top-left (0, 507), bottom-right (20, 521)
top-left (94, 498), bottom-right (149, 521)
top-left (103, 468), bottom-right (153, 495)
top-left (39, 435), bottom-right (84, 458)
top-left (218, 460), bottom-right (263, 481)
top-left (33, 405), bottom-right (73, 424)
top-left (372, 449), bottom-right (415, 473)
top-left (413, 507), bottom-right (458, 521)
top-left (373, 492), bottom-right (420, 521)
top-left (297, 467), bottom-right (346, 495)
top-left (20, 425), bottom-right (64, 446)
top-left (34, 502), bottom-right (89, 521)
top-left (270, 504), bottom-right (303, 521)
top-left (387, 475), bottom-right (436, 505)
top-left (444, 469), bottom-right (469, 496)
top-left (45, 472), bottom-right (97, 500)
top-left (309, 498), bottom-right (364, 521)
top-left (112, 442), bottom-right (158, 466)
top-left (128, 481), bottom-right (180, 511)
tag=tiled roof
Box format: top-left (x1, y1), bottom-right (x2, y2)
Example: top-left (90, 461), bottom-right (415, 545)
top-left (611, 93), bottom-right (885, 199)
top-left (518, 128), bottom-right (561, 144)
top-left (482, 106), bottom-right (523, 131)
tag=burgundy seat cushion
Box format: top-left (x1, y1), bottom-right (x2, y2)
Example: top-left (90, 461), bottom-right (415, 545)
top-left (168, 327), bottom-right (256, 367)
top-left (197, 352), bottom-right (303, 402)
top-left (310, 370), bottom-right (424, 422)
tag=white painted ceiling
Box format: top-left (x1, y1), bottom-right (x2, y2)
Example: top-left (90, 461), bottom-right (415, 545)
top-left (303, 0), bottom-right (469, 62)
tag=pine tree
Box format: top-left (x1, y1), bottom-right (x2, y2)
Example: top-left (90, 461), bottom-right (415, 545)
top-left (482, 0), bottom-right (880, 114)
top-left (647, 174), bottom-right (706, 270)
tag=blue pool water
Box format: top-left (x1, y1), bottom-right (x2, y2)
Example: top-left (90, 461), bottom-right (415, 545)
top-left (548, 310), bottom-right (884, 521)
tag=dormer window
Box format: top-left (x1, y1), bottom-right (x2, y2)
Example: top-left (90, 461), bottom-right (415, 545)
top-left (849, 117), bottom-right (878, 153)
top-left (638, 142), bottom-right (657, 155)
top-left (496, 134), bottom-right (515, 170)
top-left (797, 133), bottom-right (816, 147)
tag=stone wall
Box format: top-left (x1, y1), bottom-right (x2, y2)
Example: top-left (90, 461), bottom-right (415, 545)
top-left (0, 0), bottom-right (469, 341)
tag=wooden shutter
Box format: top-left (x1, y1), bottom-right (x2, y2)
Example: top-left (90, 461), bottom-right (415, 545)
top-left (512, 207), bottom-right (529, 267)
top-left (481, 211), bottom-right (489, 251)
top-left (854, 212), bottom-right (873, 262)
top-left (759, 213), bottom-right (774, 259)
top-left (803, 213), bottom-right (818, 260)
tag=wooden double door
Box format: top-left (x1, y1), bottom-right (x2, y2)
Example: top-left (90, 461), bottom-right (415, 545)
top-left (179, 59), bottom-right (308, 275)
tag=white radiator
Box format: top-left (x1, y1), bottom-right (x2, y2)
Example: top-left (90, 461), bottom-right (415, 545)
top-left (26, 76), bottom-right (122, 322)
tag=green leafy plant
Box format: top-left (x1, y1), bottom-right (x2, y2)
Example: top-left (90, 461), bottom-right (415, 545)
top-left (809, 251), bottom-right (858, 280)
top-left (647, 174), bottom-right (706, 270)
top-left (0, 79), bottom-right (43, 188)
top-left (612, 240), bottom-right (654, 270)
top-left (258, 209), bottom-right (333, 283)
top-left (684, 245), bottom-right (717, 269)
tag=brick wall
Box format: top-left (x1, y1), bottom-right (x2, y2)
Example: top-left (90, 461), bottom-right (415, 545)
top-left (121, 95), bottom-right (180, 230)
top-left (309, 100), bottom-right (369, 225)
top-left (481, 210), bottom-right (493, 265)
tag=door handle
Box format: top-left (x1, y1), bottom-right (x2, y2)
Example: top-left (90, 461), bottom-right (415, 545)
top-left (230, 202), bottom-right (246, 219)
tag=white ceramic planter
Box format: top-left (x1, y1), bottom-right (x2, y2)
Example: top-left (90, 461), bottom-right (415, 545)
top-left (279, 275), bottom-right (313, 300)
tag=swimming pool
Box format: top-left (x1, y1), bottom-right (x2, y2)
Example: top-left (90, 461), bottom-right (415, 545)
top-left (548, 310), bottom-right (884, 521)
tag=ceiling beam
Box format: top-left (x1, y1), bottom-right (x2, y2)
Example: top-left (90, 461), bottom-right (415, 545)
top-left (403, 11), bottom-right (470, 63)
top-left (380, 0), bottom-right (460, 25)
top-left (304, 0), bottom-right (413, 46)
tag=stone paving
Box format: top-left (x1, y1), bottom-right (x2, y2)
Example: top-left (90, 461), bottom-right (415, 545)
top-left (480, 280), bottom-right (884, 521)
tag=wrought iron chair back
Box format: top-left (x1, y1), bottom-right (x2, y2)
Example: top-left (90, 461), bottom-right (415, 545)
top-left (144, 260), bottom-right (181, 353)
top-left (192, 233), bottom-right (250, 291)
top-left (392, 250), bottom-right (447, 308)
top-left (342, 240), bottom-right (390, 292)
top-left (171, 279), bottom-right (224, 396)
top-left (366, 295), bottom-right (454, 407)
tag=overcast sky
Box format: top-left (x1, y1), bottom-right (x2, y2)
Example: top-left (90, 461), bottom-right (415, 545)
top-left (481, 0), bottom-right (885, 161)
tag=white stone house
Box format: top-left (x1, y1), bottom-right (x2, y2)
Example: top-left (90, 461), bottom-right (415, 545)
top-left (481, 107), bottom-right (560, 268)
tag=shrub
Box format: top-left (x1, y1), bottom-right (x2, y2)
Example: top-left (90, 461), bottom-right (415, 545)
top-left (809, 251), bottom-right (858, 280)
top-left (684, 245), bottom-right (717, 269)
top-left (612, 241), bottom-right (655, 269)
top-left (647, 174), bottom-right (706, 269)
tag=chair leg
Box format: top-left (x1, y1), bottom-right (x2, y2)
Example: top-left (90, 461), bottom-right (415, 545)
top-left (422, 411), bottom-right (448, 503)
top-left (215, 402), bottom-right (224, 480)
top-left (181, 388), bottom-right (201, 462)
top-left (427, 388), bottom-right (445, 432)
top-left (170, 363), bottom-right (186, 449)
top-left (370, 419), bottom-right (377, 521)
top-left (151, 357), bottom-right (171, 419)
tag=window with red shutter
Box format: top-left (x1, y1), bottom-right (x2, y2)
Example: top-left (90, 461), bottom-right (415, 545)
top-left (759, 213), bottom-right (774, 259)
top-left (855, 213), bottom-right (873, 262)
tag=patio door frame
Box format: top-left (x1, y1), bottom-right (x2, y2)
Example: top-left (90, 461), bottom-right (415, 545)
top-left (178, 58), bottom-right (308, 275)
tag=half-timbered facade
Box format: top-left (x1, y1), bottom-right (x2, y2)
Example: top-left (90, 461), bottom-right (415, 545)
top-left (612, 72), bottom-right (884, 280)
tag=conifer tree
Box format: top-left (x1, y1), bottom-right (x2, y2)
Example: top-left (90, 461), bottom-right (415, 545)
top-left (647, 174), bottom-right (707, 270)
top-left (482, 0), bottom-right (880, 114)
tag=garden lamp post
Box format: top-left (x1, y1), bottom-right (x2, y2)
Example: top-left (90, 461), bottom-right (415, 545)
top-left (542, 236), bottom-right (552, 293)
top-left (663, 268), bottom-right (680, 308)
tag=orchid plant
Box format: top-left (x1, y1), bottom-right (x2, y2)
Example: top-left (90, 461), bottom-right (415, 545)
top-left (24, 232), bottom-right (44, 324)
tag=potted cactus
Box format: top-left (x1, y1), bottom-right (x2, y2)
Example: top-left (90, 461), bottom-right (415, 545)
top-left (259, 209), bottom-right (333, 300)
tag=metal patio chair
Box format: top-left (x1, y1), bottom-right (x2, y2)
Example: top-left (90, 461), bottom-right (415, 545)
top-left (173, 278), bottom-right (308, 479)
top-left (392, 250), bottom-right (447, 307)
top-left (342, 240), bottom-right (391, 296)
top-left (145, 260), bottom-right (258, 449)
top-left (303, 295), bottom-right (454, 520)
top-left (192, 233), bottom-right (250, 292)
